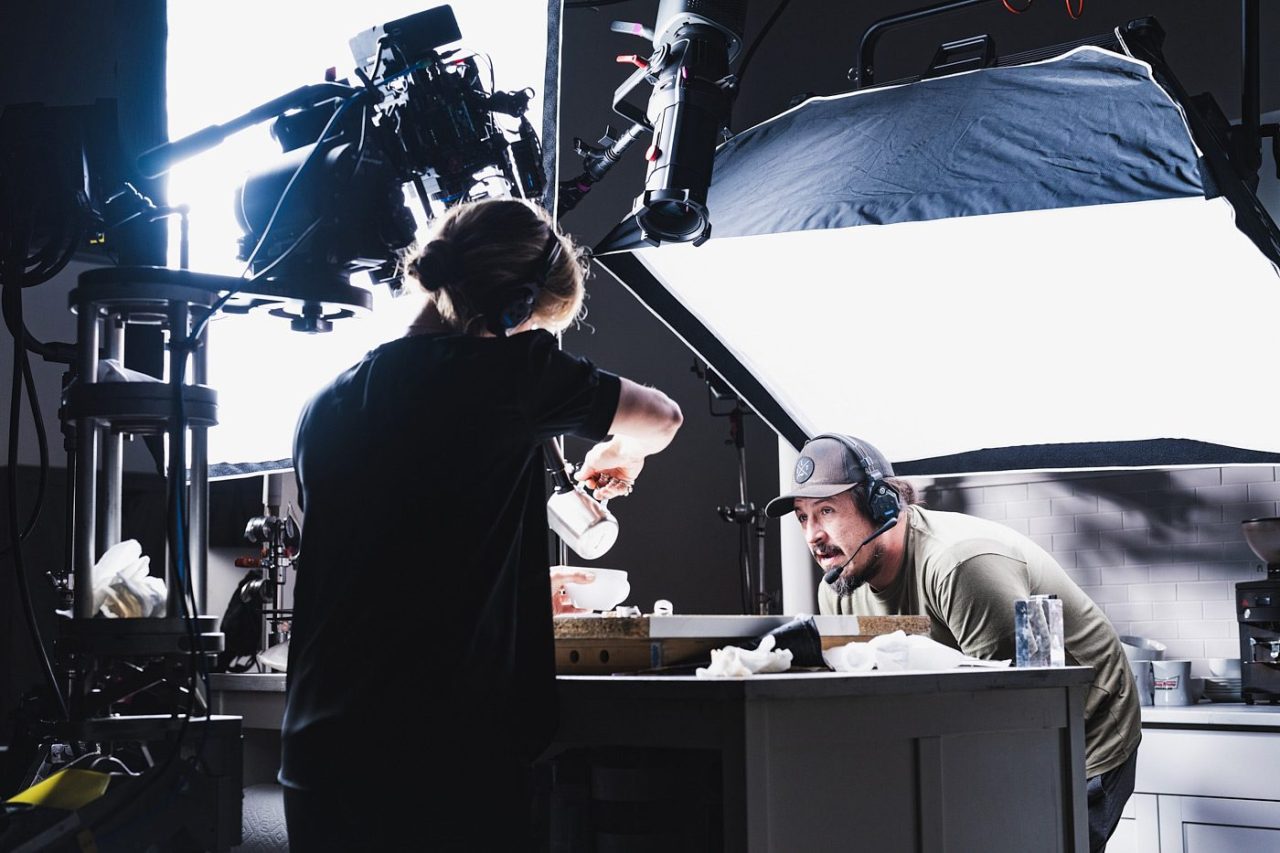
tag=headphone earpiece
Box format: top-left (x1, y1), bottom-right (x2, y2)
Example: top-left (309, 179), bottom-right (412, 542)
top-left (863, 480), bottom-right (900, 527)
top-left (483, 231), bottom-right (563, 336)
top-left (484, 284), bottom-right (538, 336)
top-left (813, 432), bottom-right (900, 527)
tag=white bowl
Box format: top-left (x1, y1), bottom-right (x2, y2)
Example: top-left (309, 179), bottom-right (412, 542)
top-left (1207, 657), bottom-right (1242, 679)
top-left (559, 567), bottom-right (630, 612)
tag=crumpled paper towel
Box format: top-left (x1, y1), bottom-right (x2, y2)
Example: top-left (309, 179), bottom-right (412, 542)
top-left (90, 539), bottom-right (167, 618)
top-left (696, 634), bottom-right (793, 679)
top-left (824, 630), bottom-right (1011, 673)
top-left (98, 358), bottom-right (163, 383)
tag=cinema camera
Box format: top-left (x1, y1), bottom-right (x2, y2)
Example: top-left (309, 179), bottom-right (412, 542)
top-left (140, 4), bottom-right (546, 332)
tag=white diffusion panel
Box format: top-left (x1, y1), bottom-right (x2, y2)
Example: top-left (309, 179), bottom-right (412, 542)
top-left (636, 195), bottom-right (1280, 467)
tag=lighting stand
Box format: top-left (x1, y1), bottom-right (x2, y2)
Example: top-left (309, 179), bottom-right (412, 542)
top-left (696, 361), bottom-right (775, 615)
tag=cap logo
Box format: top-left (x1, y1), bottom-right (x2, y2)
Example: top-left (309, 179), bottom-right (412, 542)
top-left (794, 456), bottom-right (815, 484)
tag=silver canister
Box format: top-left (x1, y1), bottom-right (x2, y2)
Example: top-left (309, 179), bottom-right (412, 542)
top-left (547, 486), bottom-right (619, 560)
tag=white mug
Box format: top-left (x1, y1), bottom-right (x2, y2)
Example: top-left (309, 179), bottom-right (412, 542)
top-left (1151, 659), bottom-right (1193, 706)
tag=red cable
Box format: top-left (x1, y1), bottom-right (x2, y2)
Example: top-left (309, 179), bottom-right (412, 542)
top-left (1065, 0), bottom-right (1083, 19)
top-left (1002, 0), bottom-right (1033, 13)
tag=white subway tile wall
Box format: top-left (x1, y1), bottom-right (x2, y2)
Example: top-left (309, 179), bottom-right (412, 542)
top-left (906, 466), bottom-right (1276, 674)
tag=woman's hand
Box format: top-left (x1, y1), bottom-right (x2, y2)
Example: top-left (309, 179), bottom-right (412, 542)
top-left (575, 437), bottom-right (644, 500)
top-left (550, 567), bottom-right (596, 615)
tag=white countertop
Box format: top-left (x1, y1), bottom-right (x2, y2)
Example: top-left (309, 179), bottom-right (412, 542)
top-left (1142, 701), bottom-right (1280, 728)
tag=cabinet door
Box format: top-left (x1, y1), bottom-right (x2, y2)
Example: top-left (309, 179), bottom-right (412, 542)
top-left (1108, 793), bottom-right (1159, 853)
top-left (1158, 795), bottom-right (1280, 853)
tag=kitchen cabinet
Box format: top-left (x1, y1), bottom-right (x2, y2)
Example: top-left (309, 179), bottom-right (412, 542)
top-left (212, 667), bottom-right (1094, 852)
top-left (1158, 796), bottom-right (1280, 853)
top-left (548, 668), bottom-right (1092, 852)
top-left (1103, 706), bottom-right (1280, 853)
top-left (1111, 794), bottom-right (1159, 853)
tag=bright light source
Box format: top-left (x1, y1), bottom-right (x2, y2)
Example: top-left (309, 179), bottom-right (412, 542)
top-left (165, 2), bottom-right (549, 474)
top-left (637, 195), bottom-right (1280, 464)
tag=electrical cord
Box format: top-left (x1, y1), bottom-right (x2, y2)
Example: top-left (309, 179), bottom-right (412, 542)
top-left (3, 282), bottom-right (69, 721)
top-left (0, 328), bottom-right (49, 558)
top-left (734, 0), bottom-right (793, 98)
top-left (188, 93), bottom-right (365, 349)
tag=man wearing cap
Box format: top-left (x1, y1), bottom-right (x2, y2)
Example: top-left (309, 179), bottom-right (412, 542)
top-left (767, 433), bottom-right (1141, 853)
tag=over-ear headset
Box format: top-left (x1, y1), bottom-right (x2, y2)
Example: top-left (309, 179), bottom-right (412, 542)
top-left (812, 432), bottom-right (900, 527)
top-left (480, 229), bottom-right (563, 336)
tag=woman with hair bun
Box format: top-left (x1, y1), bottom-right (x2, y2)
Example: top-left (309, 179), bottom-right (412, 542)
top-left (280, 198), bottom-right (683, 851)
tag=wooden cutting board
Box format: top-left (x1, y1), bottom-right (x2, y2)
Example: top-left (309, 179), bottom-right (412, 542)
top-left (553, 613), bottom-right (931, 675)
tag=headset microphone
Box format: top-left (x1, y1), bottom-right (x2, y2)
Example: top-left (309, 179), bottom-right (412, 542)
top-left (822, 516), bottom-right (898, 586)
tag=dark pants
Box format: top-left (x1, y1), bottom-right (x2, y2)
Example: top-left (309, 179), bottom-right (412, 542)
top-left (283, 750), bottom-right (535, 852)
top-left (1086, 745), bottom-right (1139, 852)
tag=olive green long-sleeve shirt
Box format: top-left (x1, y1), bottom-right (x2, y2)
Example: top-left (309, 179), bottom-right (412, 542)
top-left (820, 505), bottom-right (1141, 778)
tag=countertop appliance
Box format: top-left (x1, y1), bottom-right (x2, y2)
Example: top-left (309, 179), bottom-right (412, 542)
top-left (1238, 518), bottom-right (1280, 704)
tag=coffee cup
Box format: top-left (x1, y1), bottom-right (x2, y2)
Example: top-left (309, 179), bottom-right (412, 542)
top-left (1152, 659), bottom-right (1194, 706)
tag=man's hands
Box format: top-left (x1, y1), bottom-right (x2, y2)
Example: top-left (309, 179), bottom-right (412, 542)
top-left (550, 567), bottom-right (595, 615)
top-left (575, 437), bottom-right (646, 500)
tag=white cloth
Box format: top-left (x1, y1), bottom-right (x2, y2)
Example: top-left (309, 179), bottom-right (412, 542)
top-left (89, 539), bottom-right (167, 618)
top-left (695, 634), bottom-right (794, 679)
top-left (823, 630), bottom-right (1011, 673)
top-left (97, 358), bottom-right (163, 383)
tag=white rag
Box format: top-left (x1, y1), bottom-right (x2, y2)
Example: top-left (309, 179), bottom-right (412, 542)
top-left (824, 630), bottom-right (1011, 672)
top-left (88, 539), bottom-right (167, 618)
top-left (695, 634), bottom-right (794, 679)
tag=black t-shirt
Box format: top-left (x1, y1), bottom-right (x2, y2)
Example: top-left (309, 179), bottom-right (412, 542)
top-left (279, 330), bottom-right (620, 790)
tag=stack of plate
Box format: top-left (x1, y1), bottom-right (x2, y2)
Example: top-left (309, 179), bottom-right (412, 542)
top-left (1203, 676), bottom-right (1243, 702)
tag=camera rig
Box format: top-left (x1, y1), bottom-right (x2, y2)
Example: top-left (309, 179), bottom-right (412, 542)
top-left (139, 4), bottom-right (546, 332)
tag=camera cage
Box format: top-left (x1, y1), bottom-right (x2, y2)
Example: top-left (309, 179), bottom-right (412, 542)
top-left (148, 4), bottom-right (548, 327)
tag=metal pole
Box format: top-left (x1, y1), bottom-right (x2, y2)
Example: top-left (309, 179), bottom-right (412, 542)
top-left (756, 511), bottom-right (769, 615)
top-left (99, 314), bottom-right (125, 551)
top-left (165, 301), bottom-right (190, 620)
top-left (72, 304), bottom-right (99, 619)
top-left (1241, 0), bottom-right (1261, 176)
top-left (736, 428), bottom-right (754, 614)
top-left (189, 306), bottom-right (209, 614)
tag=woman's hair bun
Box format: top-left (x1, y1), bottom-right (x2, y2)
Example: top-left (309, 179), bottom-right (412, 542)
top-left (414, 238), bottom-right (463, 291)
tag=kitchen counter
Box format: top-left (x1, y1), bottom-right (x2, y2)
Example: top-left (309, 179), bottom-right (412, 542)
top-left (551, 666), bottom-right (1093, 852)
top-left (211, 667), bottom-right (1093, 852)
top-left (1141, 701), bottom-right (1280, 729)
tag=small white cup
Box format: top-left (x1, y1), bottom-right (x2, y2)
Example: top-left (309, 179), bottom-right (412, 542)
top-left (1152, 659), bottom-right (1193, 706)
top-left (1207, 657), bottom-right (1242, 679)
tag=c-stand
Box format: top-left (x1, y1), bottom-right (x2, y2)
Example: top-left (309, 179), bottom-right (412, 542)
top-left (693, 361), bottom-right (775, 615)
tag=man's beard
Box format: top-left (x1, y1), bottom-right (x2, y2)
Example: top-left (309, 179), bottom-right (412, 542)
top-left (831, 544), bottom-right (886, 597)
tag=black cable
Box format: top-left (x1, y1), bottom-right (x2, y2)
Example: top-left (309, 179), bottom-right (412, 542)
top-left (734, 0), bottom-right (793, 97)
top-left (188, 93), bottom-right (364, 350)
top-left (0, 330), bottom-right (49, 557)
top-left (3, 283), bottom-right (68, 721)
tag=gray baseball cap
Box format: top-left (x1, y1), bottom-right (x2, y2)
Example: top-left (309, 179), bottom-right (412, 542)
top-left (765, 434), bottom-right (894, 517)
